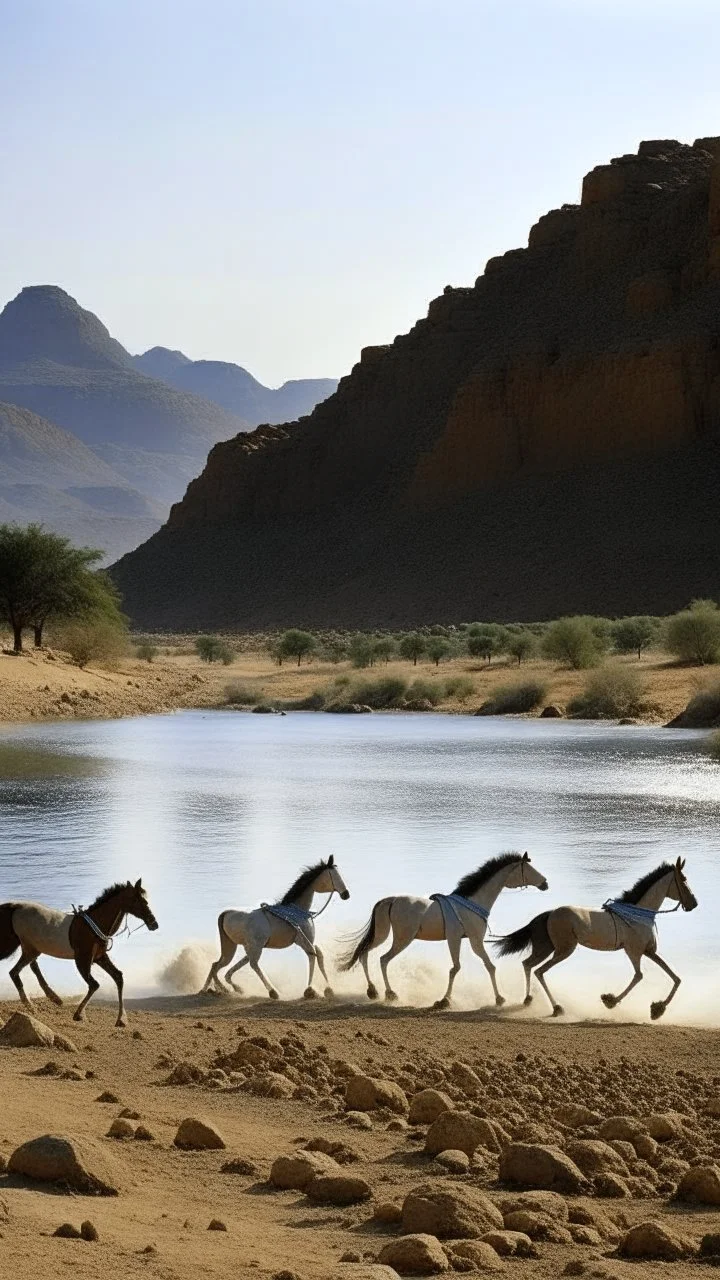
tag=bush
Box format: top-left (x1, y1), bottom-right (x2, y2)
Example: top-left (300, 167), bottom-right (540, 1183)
top-left (612, 615), bottom-right (660, 659)
top-left (467, 623), bottom-right (507, 662)
top-left (542, 616), bottom-right (605, 669)
top-left (136, 642), bottom-right (158, 663)
top-left (346, 676), bottom-right (408, 709)
top-left (373, 637), bottom-right (396, 664)
top-left (59, 618), bottom-right (128, 669)
top-left (671, 682), bottom-right (720, 728)
top-left (399, 633), bottom-right (427, 665)
top-left (476, 680), bottom-right (547, 716)
top-left (426, 638), bottom-right (451, 667)
top-left (506, 631), bottom-right (537, 664)
top-left (289, 688), bottom-right (328, 710)
top-left (444, 675), bottom-right (475, 702)
top-left (318, 639), bottom-right (347, 663)
top-left (567, 666), bottom-right (649, 720)
top-left (406, 678), bottom-right (445, 706)
top-left (196, 635), bottom-right (232, 664)
top-left (349, 635), bottom-right (375, 668)
top-left (223, 682), bottom-right (262, 706)
top-left (666, 600), bottom-right (720, 665)
top-left (277, 628), bottom-right (316, 666)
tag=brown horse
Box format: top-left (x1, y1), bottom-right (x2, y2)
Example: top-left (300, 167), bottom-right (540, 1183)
top-left (0, 880), bottom-right (158, 1027)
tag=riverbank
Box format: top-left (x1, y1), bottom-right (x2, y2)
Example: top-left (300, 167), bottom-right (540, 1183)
top-left (0, 639), bottom-right (711, 725)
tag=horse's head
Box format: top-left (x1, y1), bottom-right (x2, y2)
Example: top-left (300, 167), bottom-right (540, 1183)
top-left (506, 852), bottom-right (549, 892)
top-left (318, 855), bottom-right (350, 900)
top-left (125, 879), bottom-right (159, 930)
top-left (669, 857), bottom-right (697, 912)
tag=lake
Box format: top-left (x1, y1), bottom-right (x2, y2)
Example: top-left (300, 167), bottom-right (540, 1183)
top-left (0, 711), bottom-right (717, 1017)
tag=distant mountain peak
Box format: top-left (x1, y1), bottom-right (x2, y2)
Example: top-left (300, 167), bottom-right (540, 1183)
top-left (133, 345), bottom-right (192, 378)
top-left (0, 285), bottom-right (132, 371)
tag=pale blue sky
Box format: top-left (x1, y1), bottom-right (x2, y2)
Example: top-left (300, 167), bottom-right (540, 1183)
top-left (2, 0), bottom-right (719, 385)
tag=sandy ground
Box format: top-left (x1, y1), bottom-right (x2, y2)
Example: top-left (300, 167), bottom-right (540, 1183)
top-left (2, 990), bottom-right (720, 1279)
top-left (0, 639), bottom-right (712, 725)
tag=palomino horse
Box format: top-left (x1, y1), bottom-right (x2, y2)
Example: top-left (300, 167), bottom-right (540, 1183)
top-left (495, 857), bottom-right (697, 1019)
top-left (0, 880), bottom-right (158, 1027)
top-left (202, 855), bottom-right (350, 1000)
top-left (339, 852), bottom-right (549, 1007)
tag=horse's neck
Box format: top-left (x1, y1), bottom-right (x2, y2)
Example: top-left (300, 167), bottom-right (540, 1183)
top-left (466, 867), bottom-right (513, 913)
top-left (636, 872), bottom-right (674, 913)
top-left (89, 896), bottom-right (125, 936)
top-left (289, 885), bottom-right (316, 913)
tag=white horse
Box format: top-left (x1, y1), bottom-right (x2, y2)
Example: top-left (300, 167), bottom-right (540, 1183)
top-left (495, 857), bottom-right (697, 1019)
top-left (338, 852), bottom-right (548, 1007)
top-left (202, 856), bottom-right (350, 1000)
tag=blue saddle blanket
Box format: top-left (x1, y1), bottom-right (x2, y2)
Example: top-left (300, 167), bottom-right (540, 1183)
top-left (262, 902), bottom-right (313, 932)
top-left (603, 899), bottom-right (657, 927)
top-left (430, 892), bottom-right (490, 930)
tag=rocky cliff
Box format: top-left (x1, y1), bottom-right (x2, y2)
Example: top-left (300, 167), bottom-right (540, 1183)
top-left (113, 139), bottom-right (720, 628)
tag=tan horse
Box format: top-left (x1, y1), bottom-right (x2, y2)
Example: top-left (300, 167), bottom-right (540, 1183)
top-left (495, 858), bottom-right (697, 1019)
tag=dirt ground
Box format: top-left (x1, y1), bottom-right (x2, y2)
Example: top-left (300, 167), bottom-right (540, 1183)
top-left (0, 637), bottom-right (711, 725)
top-left (2, 992), bottom-right (720, 1279)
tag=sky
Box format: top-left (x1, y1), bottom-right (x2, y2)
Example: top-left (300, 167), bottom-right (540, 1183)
top-left (2, 0), bottom-right (720, 386)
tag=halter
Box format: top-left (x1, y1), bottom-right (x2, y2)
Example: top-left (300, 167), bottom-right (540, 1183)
top-left (72, 906), bottom-right (117, 951)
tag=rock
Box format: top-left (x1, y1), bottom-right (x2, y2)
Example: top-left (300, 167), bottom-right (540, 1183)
top-left (598, 1117), bottom-right (647, 1143)
top-left (306, 1175), bottom-right (372, 1205)
top-left (498, 1143), bottom-right (587, 1194)
top-left (540, 705), bottom-right (562, 718)
top-left (305, 1137), bottom-right (359, 1165)
top-left (567, 1205), bottom-right (621, 1243)
top-left (433, 1148), bottom-right (470, 1174)
top-left (270, 1151), bottom-right (340, 1190)
top-left (498, 1191), bottom-right (568, 1221)
top-left (593, 1172), bottom-right (629, 1199)
top-left (700, 1233), bottom-right (720, 1259)
top-left (425, 1111), bottom-right (500, 1158)
top-left (346, 1111), bottom-right (373, 1130)
top-left (119, 1108), bottom-right (141, 1120)
top-left (449, 1240), bottom-right (504, 1270)
top-left (81, 1220), bottom-right (99, 1241)
top-left (334, 1270), bottom-right (399, 1280)
top-left (9, 1134), bottom-right (122, 1195)
top-left (54, 1222), bottom-right (82, 1238)
top-left (247, 1071), bottom-right (295, 1098)
top-left (566, 1140), bottom-right (629, 1179)
top-left (705, 1096), bottom-right (720, 1116)
top-left (0, 1012), bottom-right (76, 1052)
top-left (408, 1089), bottom-right (453, 1125)
top-left (174, 1118), bottom-right (226, 1150)
top-left (401, 1182), bottom-right (503, 1238)
top-left (675, 1164), bottom-right (720, 1204)
top-left (482, 1230), bottom-right (536, 1258)
top-left (208, 1219), bottom-right (227, 1231)
top-left (554, 1104), bottom-right (603, 1129)
top-left (449, 1061), bottom-right (481, 1091)
top-left (96, 1090), bottom-right (119, 1103)
top-left (619, 1220), bottom-right (695, 1260)
top-left (134, 1126), bottom-right (155, 1142)
top-left (107, 1118), bottom-right (135, 1140)
top-left (503, 1211), bottom-right (572, 1243)
top-left (345, 1076), bottom-right (408, 1115)
top-left (569, 1225), bottom-right (602, 1246)
top-left (631, 1133), bottom-right (657, 1163)
top-left (644, 1111), bottom-right (685, 1141)
top-left (373, 1201), bottom-right (403, 1224)
top-left (378, 1234), bottom-right (449, 1274)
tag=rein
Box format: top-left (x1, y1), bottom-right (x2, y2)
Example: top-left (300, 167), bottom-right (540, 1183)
top-left (72, 906), bottom-right (148, 949)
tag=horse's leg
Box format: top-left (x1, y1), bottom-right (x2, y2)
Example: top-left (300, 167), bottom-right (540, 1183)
top-left (9, 950), bottom-right (35, 1009)
top-left (201, 912), bottom-right (238, 994)
top-left (468, 932), bottom-right (504, 1006)
top-left (72, 953), bottom-right (100, 1022)
top-left (645, 947), bottom-right (682, 1021)
top-left (295, 934), bottom-right (319, 1000)
top-left (534, 942), bottom-right (577, 1017)
top-left (244, 942), bottom-right (279, 999)
top-left (95, 952), bottom-right (126, 1028)
top-left (30, 959), bottom-right (63, 1006)
top-left (600, 945), bottom-right (644, 1010)
top-left (380, 929), bottom-right (415, 1002)
top-left (433, 929), bottom-right (463, 1010)
top-left (522, 927), bottom-right (555, 1006)
top-left (224, 954), bottom-right (250, 992)
top-left (313, 945), bottom-right (334, 999)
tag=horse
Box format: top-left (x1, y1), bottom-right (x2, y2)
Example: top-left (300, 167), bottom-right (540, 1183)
top-left (495, 857), bottom-right (697, 1020)
top-left (201, 855), bottom-right (350, 1000)
top-left (338, 851), bottom-right (549, 1008)
top-left (0, 879), bottom-right (158, 1027)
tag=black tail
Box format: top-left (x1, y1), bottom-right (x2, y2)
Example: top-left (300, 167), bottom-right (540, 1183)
top-left (494, 911), bottom-right (550, 958)
top-left (337, 902), bottom-right (380, 972)
top-left (0, 903), bottom-right (20, 961)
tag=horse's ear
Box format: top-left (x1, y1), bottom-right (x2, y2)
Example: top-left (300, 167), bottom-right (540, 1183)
top-left (675, 857), bottom-right (683, 870)
top-left (522, 851), bottom-right (530, 861)
top-left (135, 878), bottom-right (143, 890)
top-left (328, 854), bottom-right (335, 867)
top-left (680, 858), bottom-right (686, 870)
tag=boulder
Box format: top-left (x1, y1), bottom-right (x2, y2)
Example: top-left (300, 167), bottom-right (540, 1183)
top-left (567, 1204), bottom-right (621, 1243)
top-left (498, 1143), bottom-right (587, 1194)
top-left (106, 1118), bottom-right (135, 1140)
top-left (448, 1240), bottom-right (504, 1271)
top-left (644, 1111), bottom-right (685, 1141)
top-left (401, 1182), bottom-right (503, 1238)
top-left (569, 1225), bottom-right (603, 1246)
top-left (554, 1104), bottom-right (603, 1129)
top-left (54, 1222), bottom-right (82, 1238)
top-left (306, 1174), bottom-right (372, 1205)
top-left (449, 1062), bottom-right (481, 1091)
top-left (433, 1149), bottom-right (470, 1174)
top-left (270, 1151), bottom-right (339, 1190)
top-left (598, 1116), bottom-right (647, 1143)
top-left (373, 1201), bottom-right (403, 1224)
top-left (619, 1220), bottom-right (695, 1260)
top-left (0, 1012), bottom-right (76, 1052)
top-left (333, 1270), bottom-right (400, 1280)
top-left (675, 1164), bottom-right (720, 1205)
top-left (378, 1234), bottom-right (449, 1275)
top-left (425, 1111), bottom-right (500, 1158)
top-left (482, 1230), bottom-right (535, 1258)
top-left (8, 1134), bottom-right (122, 1195)
top-left (503, 1211), bottom-right (571, 1243)
top-left (345, 1076), bottom-right (408, 1115)
top-left (566, 1140), bottom-right (629, 1179)
top-left (173, 1118), bottom-right (226, 1150)
top-left (498, 1191), bottom-right (568, 1221)
top-left (408, 1089), bottom-right (453, 1125)
top-left (593, 1173), bottom-right (629, 1199)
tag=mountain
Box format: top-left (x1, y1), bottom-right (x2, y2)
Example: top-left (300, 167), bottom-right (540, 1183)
top-left (132, 347), bottom-right (337, 425)
top-left (0, 401), bottom-right (163, 561)
top-left (113, 137), bottom-right (720, 629)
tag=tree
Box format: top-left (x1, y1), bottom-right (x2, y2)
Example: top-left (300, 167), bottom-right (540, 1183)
top-left (666, 600), bottom-right (720, 665)
top-left (612, 616), bottom-right (659, 660)
top-left (541, 616), bottom-right (604, 669)
top-left (0, 523), bottom-right (117, 653)
top-left (399, 633), bottom-right (427, 666)
top-left (349, 634), bottom-right (375, 668)
top-left (373, 637), bottom-right (396, 664)
top-left (427, 637), bottom-right (450, 667)
top-left (506, 631), bottom-right (536, 665)
top-left (467, 624), bottom-right (507, 663)
top-left (278, 628), bottom-right (317, 666)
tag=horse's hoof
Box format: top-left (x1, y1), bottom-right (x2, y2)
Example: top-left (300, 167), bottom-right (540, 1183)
top-left (226, 983), bottom-right (241, 995)
top-left (551, 1004), bottom-right (564, 1017)
top-left (303, 987), bottom-right (319, 1000)
top-left (323, 987), bottom-right (335, 1000)
top-left (269, 989), bottom-right (279, 1000)
top-left (115, 1017), bottom-right (127, 1029)
top-left (49, 994), bottom-right (63, 1007)
top-left (385, 990), bottom-right (398, 1003)
top-left (650, 1000), bottom-right (666, 1021)
top-left (433, 997), bottom-right (450, 1010)
top-left (495, 995), bottom-right (506, 1007)
top-left (601, 993), bottom-right (618, 1009)
top-left (523, 995), bottom-right (533, 1007)
top-left (73, 1013), bottom-right (84, 1023)
top-left (367, 984), bottom-right (379, 1001)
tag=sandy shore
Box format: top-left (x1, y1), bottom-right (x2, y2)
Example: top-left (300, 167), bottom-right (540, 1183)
top-left (1, 992), bottom-right (719, 1278)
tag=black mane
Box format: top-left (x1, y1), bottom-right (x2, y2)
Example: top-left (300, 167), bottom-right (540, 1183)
top-left (618, 862), bottom-right (673, 904)
top-left (454, 852), bottom-right (522, 897)
top-left (279, 860), bottom-right (330, 905)
top-left (87, 881), bottom-right (131, 910)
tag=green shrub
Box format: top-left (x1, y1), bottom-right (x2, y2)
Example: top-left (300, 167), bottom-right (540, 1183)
top-left (612, 615), bottom-right (660, 659)
top-left (406, 678), bottom-right (445, 706)
top-left (349, 635), bottom-right (375, 668)
top-left (666, 600), bottom-right (720, 665)
top-left (568, 666), bottom-right (649, 720)
top-left (196, 635), bottom-right (225, 663)
top-left (467, 623), bottom-right (507, 662)
top-left (674, 682), bottom-right (720, 728)
top-left (59, 618), bottom-right (128, 669)
top-left (541, 617), bottom-right (605, 669)
top-left (291, 689), bottom-right (328, 710)
top-left (223, 682), bottom-right (262, 706)
top-left (476, 680), bottom-right (547, 716)
top-left (347, 676), bottom-right (408, 708)
top-left (444, 675), bottom-right (475, 702)
top-left (136, 642), bottom-right (158, 663)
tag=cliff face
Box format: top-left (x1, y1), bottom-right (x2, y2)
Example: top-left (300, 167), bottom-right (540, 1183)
top-left (114, 139), bottom-right (720, 628)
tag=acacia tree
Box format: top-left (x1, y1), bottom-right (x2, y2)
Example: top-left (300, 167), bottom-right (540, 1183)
top-left (612, 616), bottom-right (659, 660)
top-left (399, 633), bottom-right (427, 666)
top-left (278, 628), bottom-right (316, 666)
